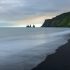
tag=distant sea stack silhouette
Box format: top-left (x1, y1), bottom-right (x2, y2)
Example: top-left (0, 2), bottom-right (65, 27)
top-left (42, 12), bottom-right (70, 27)
top-left (33, 25), bottom-right (35, 28)
top-left (26, 25), bottom-right (35, 28)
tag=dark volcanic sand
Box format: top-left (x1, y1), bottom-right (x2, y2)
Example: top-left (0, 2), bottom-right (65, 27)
top-left (32, 39), bottom-right (70, 70)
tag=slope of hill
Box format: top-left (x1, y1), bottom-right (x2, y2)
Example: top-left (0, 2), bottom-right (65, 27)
top-left (42, 12), bottom-right (70, 27)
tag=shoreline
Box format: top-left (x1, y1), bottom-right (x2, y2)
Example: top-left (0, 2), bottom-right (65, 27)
top-left (32, 39), bottom-right (70, 70)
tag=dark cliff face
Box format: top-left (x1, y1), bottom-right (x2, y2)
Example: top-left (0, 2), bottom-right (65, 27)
top-left (42, 12), bottom-right (70, 27)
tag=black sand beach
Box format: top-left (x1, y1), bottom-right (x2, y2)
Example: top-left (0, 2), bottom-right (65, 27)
top-left (32, 39), bottom-right (70, 70)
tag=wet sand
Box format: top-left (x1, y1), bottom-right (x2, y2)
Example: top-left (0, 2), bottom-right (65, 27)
top-left (32, 39), bottom-right (70, 70)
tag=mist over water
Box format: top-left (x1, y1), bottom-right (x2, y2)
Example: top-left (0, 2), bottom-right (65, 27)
top-left (0, 28), bottom-right (70, 70)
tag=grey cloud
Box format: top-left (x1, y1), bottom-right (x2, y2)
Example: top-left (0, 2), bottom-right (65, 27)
top-left (0, 0), bottom-right (69, 22)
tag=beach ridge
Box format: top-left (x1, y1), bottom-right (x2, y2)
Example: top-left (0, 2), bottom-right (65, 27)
top-left (32, 39), bottom-right (70, 70)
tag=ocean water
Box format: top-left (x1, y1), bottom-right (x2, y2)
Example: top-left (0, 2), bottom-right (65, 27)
top-left (0, 28), bottom-right (70, 70)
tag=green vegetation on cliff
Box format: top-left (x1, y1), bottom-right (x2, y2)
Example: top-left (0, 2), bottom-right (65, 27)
top-left (42, 12), bottom-right (70, 27)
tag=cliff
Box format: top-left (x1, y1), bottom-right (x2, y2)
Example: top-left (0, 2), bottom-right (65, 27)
top-left (42, 12), bottom-right (70, 27)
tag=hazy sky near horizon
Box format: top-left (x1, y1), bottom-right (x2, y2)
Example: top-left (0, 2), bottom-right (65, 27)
top-left (0, 0), bottom-right (70, 27)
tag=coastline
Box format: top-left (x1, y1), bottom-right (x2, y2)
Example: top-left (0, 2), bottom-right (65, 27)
top-left (32, 39), bottom-right (70, 70)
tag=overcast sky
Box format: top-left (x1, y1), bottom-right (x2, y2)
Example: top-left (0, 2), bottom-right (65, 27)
top-left (0, 0), bottom-right (70, 27)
